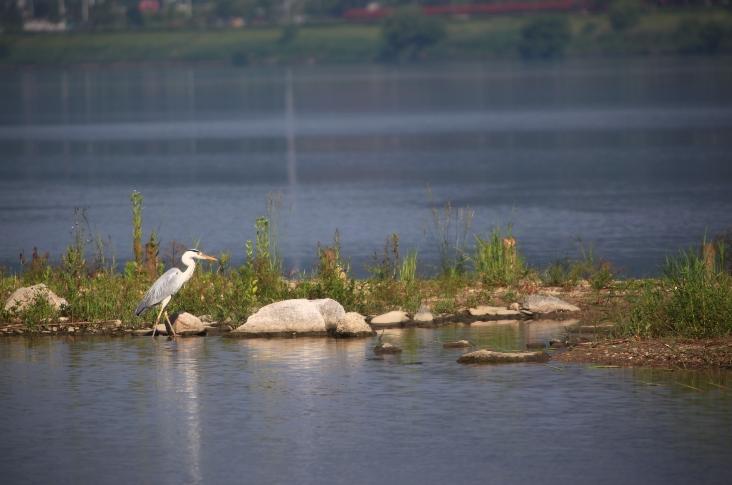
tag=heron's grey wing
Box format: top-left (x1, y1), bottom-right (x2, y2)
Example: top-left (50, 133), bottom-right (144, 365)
top-left (135, 268), bottom-right (182, 315)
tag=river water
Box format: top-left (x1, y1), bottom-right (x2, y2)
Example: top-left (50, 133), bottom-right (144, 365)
top-left (1, 328), bottom-right (731, 485)
top-left (1, 58), bottom-right (731, 275)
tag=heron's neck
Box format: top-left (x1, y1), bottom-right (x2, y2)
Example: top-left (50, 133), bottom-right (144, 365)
top-left (181, 254), bottom-right (196, 281)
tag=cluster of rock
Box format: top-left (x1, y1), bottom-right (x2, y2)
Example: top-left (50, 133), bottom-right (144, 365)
top-left (229, 299), bottom-right (373, 338)
top-left (2, 283), bottom-right (581, 356)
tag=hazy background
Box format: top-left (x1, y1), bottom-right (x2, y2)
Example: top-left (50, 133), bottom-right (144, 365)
top-left (1, 0), bottom-right (731, 276)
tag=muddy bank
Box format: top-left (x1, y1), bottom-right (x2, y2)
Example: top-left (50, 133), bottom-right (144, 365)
top-left (554, 337), bottom-right (732, 370)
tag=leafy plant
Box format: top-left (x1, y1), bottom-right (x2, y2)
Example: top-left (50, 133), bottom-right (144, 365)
top-left (675, 19), bottom-right (726, 55)
top-left (17, 294), bottom-right (58, 330)
top-left (608, 0), bottom-right (643, 32)
top-left (474, 227), bottom-right (525, 286)
top-left (379, 6), bottom-right (446, 62)
top-left (369, 233), bottom-right (400, 281)
top-left (620, 241), bottom-right (732, 338)
top-left (428, 197), bottom-right (474, 278)
top-left (400, 250), bottom-right (418, 285)
top-left (245, 217), bottom-right (284, 303)
top-left (541, 259), bottom-right (577, 287)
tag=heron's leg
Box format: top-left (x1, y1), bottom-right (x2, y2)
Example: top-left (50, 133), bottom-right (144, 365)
top-left (151, 305), bottom-right (165, 338)
top-left (164, 311), bottom-right (177, 337)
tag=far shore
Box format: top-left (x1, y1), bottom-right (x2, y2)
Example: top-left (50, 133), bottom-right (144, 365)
top-left (2, 8), bottom-right (731, 67)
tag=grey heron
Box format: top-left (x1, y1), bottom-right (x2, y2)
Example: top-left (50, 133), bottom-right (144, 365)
top-left (135, 248), bottom-right (217, 337)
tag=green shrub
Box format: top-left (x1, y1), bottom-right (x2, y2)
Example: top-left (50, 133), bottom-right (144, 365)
top-left (244, 217), bottom-right (285, 303)
top-left (541, 259), bottom-right (577, 287)
top-left (433, 298), bottom-right (457, 315)
top-left (400, 250), bottom-right (418, 285)
top-left (301, 230), bottom-right (359, 310)
top-left (379, 6), bottom-right (446, 62)
top-left (620, 244), bottom-right (732, 338)
top-left (675, 19), bottom-right (726, 55)
top-left (369, 233), bottom-right (400, 281)
top-left (428, 199), bottom-right (474, 278)
top-left (15, 294), bottom-right (58, 330)
top-left (518, 16), bottom-right (571, 60)
top-left (474, 227), bottom-right (525, 287)
top-left (608, 0), bottom-right (643, 32)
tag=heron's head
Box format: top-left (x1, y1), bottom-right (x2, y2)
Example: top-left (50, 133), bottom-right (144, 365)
top-left (184, 249), bottom-right (218, 262)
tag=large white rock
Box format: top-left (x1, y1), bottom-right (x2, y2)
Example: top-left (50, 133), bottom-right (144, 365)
top-left (4, 284), bottom-right (68, 313)
top-left (370, 310), bottom-right (409, 327)
top-left (468, 305), bottom-right (521, 317)
top-left (311, 298), bottom-right (347, 330)
top-left (334, 312), bottom-right (374, 338)
top-left (521, 295), bottom-right (580, 314)
top-left (232, 299), bottom-right (345, 335)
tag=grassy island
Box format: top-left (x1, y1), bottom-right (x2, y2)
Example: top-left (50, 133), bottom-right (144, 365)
top-left (1, 192), bottom-right (730, 368)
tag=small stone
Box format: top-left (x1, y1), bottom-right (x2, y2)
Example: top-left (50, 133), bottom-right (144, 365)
top-left (172, 312), bottom-right (205, 334)
top-left (370, 311), bottom-right (409, 327)
top-left (457, 349), bottom-right (550, 364)
top-left (443, 340), bottom-right (471, 348)
top-left (333, 312), bottom-right (374, 338)
top-left (58, 317), bottom-right (69, 323)
top-left (509, 302), bottom-right (520, 311)
top-left (374, 342), bottom-right (402, 354)
top-left (67, 327), bottom-right (75, 333)
top-left (468, 305), bottom-right (521, 317)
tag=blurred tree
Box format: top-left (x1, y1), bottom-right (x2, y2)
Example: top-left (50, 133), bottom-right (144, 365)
top-left (33, 0), bottom-right (63, 21)
top-left (379, 6), bottom-right (446, 62)
top-left (216, 0), bottom-right (276, 22)
top-left (608, 0), bottom-right (644, 32)
top-left (0, 0), bottom-right (24, 31)
top-left (90, 1), bottom-right (127, 28)
top-left (518, 16), bottom-right (571, 59)
top-left (126, 4), bottom-right (144, 27)
top-left (675, 18), bottom-right (727, 55)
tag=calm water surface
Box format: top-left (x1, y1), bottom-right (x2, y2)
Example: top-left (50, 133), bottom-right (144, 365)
top-left (1, 59), bottom-right (731, 274)
top-left (1, 327), bottom-right (731, 485)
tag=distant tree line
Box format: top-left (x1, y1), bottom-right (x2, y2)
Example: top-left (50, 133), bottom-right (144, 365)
top-left (3, 0), bottom-right (731, 31)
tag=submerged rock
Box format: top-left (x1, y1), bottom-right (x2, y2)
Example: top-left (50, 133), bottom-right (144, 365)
top-left (521, 295), bottom-right (580, 314)
top-left (231, 298), bottom-right (345, 336)
top-left (443, 340), bottom-right (471, 349)
top-left (370, 310), bottom-right (410, 327)
top-left (4, 284), bottom-right (68, 313)
top-left (334, 312), bottom-right (374, 338)
top-left (374, 342), bottom-right (402, 354)
top-left (457, 349), bottom-right (550, 364)
top-left (468, 305), bottom-right (521, 317)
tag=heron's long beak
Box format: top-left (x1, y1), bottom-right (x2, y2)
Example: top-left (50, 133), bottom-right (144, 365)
top-left (200, 253), bottom-right (218, 262)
